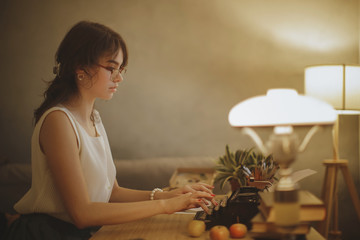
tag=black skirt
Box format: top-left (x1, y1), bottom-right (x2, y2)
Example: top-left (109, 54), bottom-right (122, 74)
top-left (3, 213), bottom-right (100, 240)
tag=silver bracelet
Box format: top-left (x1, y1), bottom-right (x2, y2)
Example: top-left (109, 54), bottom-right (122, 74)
top-left (150, 188), bottom-right (163, 200)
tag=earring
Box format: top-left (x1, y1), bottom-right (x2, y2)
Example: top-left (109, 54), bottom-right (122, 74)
top-left (78, 74), bottom-right (84, 81)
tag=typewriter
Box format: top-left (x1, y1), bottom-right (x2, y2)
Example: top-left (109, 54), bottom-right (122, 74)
top-left (194, 186), bottom-right (260, 230)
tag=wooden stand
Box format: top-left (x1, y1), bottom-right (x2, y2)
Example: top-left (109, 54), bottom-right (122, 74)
top-left (318, 159), bottom-right (360, 239)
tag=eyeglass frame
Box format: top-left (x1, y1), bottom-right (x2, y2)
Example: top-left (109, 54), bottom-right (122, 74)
top-left (96, 63), bottom-right (127, 81)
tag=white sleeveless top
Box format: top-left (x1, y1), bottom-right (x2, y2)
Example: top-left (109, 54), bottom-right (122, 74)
top-left (14, 106), bottom-right (116, 223)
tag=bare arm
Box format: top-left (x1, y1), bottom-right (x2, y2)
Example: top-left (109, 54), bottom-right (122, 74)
top-left (40, 111), bottom-right (212, 228)
top-left (110, 180), bottom-right (216, 203)
top-left (109, 180), bottom-right (179, 202)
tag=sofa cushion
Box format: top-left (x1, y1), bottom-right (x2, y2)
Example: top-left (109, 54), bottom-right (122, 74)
top-left (0, 156), bottom-right (222, 213)
top-left (114, 156), bottom-right (216, 190)
top-left (0, 164), bottom-right (32, 213)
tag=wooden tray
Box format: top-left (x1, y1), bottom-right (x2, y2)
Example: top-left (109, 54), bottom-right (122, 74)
top-left (169, 167), bottom-right (216, 188)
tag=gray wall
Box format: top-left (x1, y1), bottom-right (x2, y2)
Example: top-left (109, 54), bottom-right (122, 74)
top-left (0, 0), bottom-right (359, 238)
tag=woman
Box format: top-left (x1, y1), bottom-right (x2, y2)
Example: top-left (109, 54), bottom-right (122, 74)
top-left (5, 21), bottom-right (216, 239)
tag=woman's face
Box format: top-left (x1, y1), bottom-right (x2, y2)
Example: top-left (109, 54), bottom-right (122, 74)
top-left (86, 51), bottom-right (124, 100)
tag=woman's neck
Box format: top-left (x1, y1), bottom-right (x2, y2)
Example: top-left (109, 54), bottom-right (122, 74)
top-left (62, 96), bottom-right (95, 125)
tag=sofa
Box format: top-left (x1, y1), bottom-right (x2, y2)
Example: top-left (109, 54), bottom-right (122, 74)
top-left (0, 156), bottom-right (226, 214)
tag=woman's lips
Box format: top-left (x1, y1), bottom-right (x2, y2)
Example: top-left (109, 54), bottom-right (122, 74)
top-left (109, 86), bottom-right (117, 92)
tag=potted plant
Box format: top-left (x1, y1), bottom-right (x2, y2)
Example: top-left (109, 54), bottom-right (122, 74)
top-left (214, 145), bottom-right (278, 191)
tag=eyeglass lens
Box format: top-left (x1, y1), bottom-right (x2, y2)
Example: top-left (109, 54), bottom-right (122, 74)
top-left (111, 68), bottom-right (126, 80)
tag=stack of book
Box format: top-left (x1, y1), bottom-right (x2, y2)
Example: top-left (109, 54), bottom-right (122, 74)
top-left (251, 190), bottom-right (325, 238)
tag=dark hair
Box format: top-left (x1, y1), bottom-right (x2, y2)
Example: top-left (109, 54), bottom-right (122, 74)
top-left (34, 21), bottom-right (128, 123)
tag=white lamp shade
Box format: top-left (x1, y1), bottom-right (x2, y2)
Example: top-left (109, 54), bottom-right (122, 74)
top-left (305, 65), bottom-right (360, 112)
top-left (229, 89), bottom-right (337, 127)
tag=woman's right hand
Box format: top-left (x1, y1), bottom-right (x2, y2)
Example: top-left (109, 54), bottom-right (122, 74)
top-left (161, 191), bottom-right (214, 214)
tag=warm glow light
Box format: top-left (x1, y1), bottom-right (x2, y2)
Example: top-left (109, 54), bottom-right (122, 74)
top-left (228, 89), bottom-right (337, 127)
top-left (305, 65), bottom-right (360, 113)
top-left (215, 2), bottom-right (351, 53)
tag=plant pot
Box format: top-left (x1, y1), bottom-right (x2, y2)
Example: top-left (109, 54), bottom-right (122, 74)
top-left (230, 179), bottom-right (241, 192)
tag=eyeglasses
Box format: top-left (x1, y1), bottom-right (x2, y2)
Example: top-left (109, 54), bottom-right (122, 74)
top-left (96, 64), bottom-right (127, 81)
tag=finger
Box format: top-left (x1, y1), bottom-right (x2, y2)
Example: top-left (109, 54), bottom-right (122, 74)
top-left (180, 185), bottom-right (196, 194)
top-left (187, 185), bottom-right (211, 195)
top-left (186, 186), bottom-right (197, 194)
top-left (210, 198), bottom-right (218, 206)
top-left (198, 187), bottom-right (216, 201)
top-left (196, 182), bottom-right (215, 189)
top-left (198, 185), bottom-right (214, 195)
top-left (190, 182), bottom-right (214, 191)
top-left (196, 199), bottom-right (210, 214)
top-left (201, 198), bottom-right (218, 208)
top-left (191, 192), bottom-right (216, 204)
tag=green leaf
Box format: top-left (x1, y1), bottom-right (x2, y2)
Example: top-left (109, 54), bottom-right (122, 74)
top-left (214, 173), bottom-right (227, 183)
top-left (225, 145), bottom-right (237, 167)
top-left (215, 166), bottom-right (233, 173)
top-left (221, 176), bottom-right (233, 190)
top-left (239, 177), bottom-right (247, 186)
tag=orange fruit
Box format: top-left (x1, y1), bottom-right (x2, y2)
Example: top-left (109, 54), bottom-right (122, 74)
top-left (209, 225), bottom-right (230, 240)
top-left (188, 220), bottom-right (206, 237)
top-left (229, 223), bottom-right (247, 238)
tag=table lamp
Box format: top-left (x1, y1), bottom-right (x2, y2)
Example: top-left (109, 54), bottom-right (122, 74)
top-left (305, 64), bottom-right (360, 239)
top-left (228, 89), bottom-right (337, 230)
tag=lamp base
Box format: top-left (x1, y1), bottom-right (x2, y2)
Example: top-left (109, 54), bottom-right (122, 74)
top-left (273, 168), bottom-right (300, 229)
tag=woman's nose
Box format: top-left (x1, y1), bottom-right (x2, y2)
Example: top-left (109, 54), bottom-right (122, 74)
top-left (113, 72), bottom-right (123, 83)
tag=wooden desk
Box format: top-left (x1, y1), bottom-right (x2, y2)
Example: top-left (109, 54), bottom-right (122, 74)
top-left (91, 213), bottom-right (325, 240)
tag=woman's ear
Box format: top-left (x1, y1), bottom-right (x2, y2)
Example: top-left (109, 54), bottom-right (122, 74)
top-left (75, 68), bottom-right (84, 81)
top-left (75, 67), bottom-right (93, 88)
top-left (75, 67), bottom-right (86, 75)
top-left (76, 65), bottom-right (93, 77)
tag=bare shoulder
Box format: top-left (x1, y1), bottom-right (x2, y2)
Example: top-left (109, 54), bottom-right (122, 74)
top-left (39, 110), bottom-right (78, 154)
top-left (41, 110), bottom-right (74, 134)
